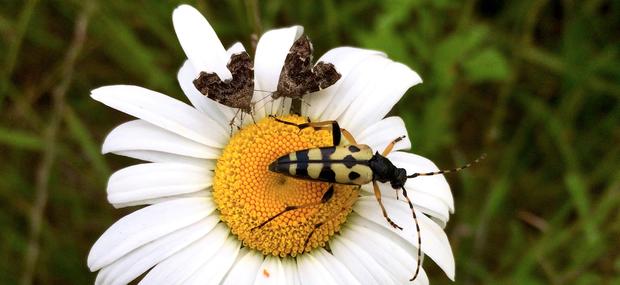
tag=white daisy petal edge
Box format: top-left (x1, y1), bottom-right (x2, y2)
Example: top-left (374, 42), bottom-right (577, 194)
top-left (331, 235), bottom-right (396, 285)
top-left (103, 119), bottom-right (221, 160)
top-left (311, 248), bottom-right (361, 285)
top-left (87, 197), bottom-right (216, 271)
top-left (296, 253), bottom-right (340, 285)
top-left (173, 4), bottom-right (231, 80)
top-left (354, 197), bottom-right (456, 280)
top-left (339, 61), bottom-right (422, 135)
top-left (253, 25), bottom-right (303, 119)
top-left (106, 162), bottom-right (213, 207)
top-left (90, 85), bottom-right (228, 148)
top-left (343, 221), bottom-right (426, 284)
top-left (111, 150), bottom-right (213, 167)
top-left (221, 249), bottom-right (263, 285)
top-left (357, 116), bottom-right (412, 153)
top-left (371, 182), bottom-right (451, 226)
top-left (307, 48), bottom-right (387, 121)
top-left (184, 235), bottom-right (241, 284)
top-left (253, 255), bottom-right (285, 285)
top-left (139, 223), bottom-right (230, 284)
top-left (95, 215), bottom-right (219, 285)
top-left (389, 151), bottom-right (455, 212)
top-left (282, 257), bottom-right (302, 285)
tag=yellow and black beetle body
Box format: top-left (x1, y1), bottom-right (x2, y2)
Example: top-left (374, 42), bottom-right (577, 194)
top-left (261, 116), bottom-right (483, 282)
top-left (269, 144), bottom-right (409, 190)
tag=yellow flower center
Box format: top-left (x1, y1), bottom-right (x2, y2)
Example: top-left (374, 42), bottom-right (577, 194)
top-left (213, 115), bottom-right (359, 257)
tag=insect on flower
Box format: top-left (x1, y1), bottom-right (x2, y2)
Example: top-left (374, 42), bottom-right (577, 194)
top-left (193, 50), bottom-right (255, 130)
top-left (263, 116), bottom-right (485, 281)
top-left (272, 35), bottom-right (341, 100)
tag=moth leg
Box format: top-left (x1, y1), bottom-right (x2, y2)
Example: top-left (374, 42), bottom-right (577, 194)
top-left (228, 109), bottom-right (240, 136)
top-left (251, 185), bottom-right (335, 230)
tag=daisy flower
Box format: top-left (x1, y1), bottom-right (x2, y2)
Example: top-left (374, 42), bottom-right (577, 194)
top-left (88, 4), bottom-right (455, 285)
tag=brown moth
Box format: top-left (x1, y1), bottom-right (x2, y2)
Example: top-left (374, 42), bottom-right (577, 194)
top-left (193, 51), bottom-right (254, 113)
top-left (272, 35), bottom-right (341, 100)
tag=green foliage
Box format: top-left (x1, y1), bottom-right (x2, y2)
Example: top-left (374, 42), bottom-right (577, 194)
top-left (0, 0), bottom-right (618, 284)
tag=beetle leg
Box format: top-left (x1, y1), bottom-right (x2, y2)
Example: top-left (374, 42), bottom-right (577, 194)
top-left (252, 185), bottom-right (335, 230)
top-left (303, 203), bottom-right (351, 252)
top-left (373, 181), bottom-right (402, 230)
top-left (303, 187), bottom-right (357, 251)
top-left (340, 128), bottom-right (357, 145)
top-left (381, 135), bottom-right (406, 156)
top-left (270, 116), bottom-right (343, 146)
top-left (401, 187), bottom-right (422, 281)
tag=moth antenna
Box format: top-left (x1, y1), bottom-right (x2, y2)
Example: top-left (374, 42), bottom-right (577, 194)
top-left (401, 187), bottom-right (421, 281)
top-left (407, 153), bottom-right (486, 178)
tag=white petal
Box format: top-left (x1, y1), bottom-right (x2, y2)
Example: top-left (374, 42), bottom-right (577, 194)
top-left (353, 197), bottom-right (455, 280)
top-left (346, 219), bottom-right (429, 285)
top-left (177, 60), bottom-right (234, 127)
top-left (388, 151), bottom-right (454, 212)
top-left (106, 162), bottom-right (212, 206)
top-left (103, 120), bottom-right (221, 159)
top-left (296, 253), bottom-right (339, 285)
top-left (184, 236), bottom-right (241, 284)
top-left (139, 223), bottom-right (229, 284)
top-left (331, 235), bottom-right (397, 285)
top-left (281, 257), bottom-right (302, 285)
top-left (112, 190), bottom-right (211, 209)
top-left (345, 218), bottom-right (422, 283)
top-left (172, 5), bottom-right (231, 80)
top-left (253, 26), bottom-right (303, 118)
top-left (253, 255), bottom-right (285, 285)
top-left (356, 116), bottom-right (411, 152)
top-left (227, 42), bottom-right (246, 56)
top-left (221, 249), bottom-right (264, 285)
top-left (95, 215), bottom-right (219, 285)
top-left (338, 62), bottom-right (422, 135)
top-left (111, 150), bottom-right (214, 167)
top-left (361, 182), bottom-right (450, 225)
top-left (87, 197), bottom-right (216, 271)
top-left (327, 55), bottom-right (389, 127)
top-left (310, 249), bottom-right (361, 285)
top-left (304, 48), bottom-right (386, 120)
top-left (91, 85), bottom-right (228, 148)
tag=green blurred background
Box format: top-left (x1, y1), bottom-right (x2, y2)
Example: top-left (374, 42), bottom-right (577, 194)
top-left (1, 0), bottom-right (619, 284)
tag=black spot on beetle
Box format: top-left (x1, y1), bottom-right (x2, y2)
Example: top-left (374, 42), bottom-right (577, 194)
top-left (342, 155), bottom-right (357, 168)
top-left (348, 171), bottom-right (360, 180)
top-left (348, 145), bottom-right (360, 152)
top-left (319, 168), bottom-right (336, 182)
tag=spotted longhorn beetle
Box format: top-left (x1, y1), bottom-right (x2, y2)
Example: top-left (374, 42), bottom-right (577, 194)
top-left (260, 116), bottom-right (484, 281)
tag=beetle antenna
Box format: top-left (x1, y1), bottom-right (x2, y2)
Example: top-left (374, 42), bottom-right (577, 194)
top-left (401, 186), bottom-right (421, 281)
top-left (407, 153), bottom-right (486, 178)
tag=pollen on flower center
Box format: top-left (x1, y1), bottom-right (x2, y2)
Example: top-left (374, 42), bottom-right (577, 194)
top-left (213, 115), bottom-right (359, 257)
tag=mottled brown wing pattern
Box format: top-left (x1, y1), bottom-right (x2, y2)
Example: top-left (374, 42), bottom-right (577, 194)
top-left (272, 35), bottom-right (341, 99)
top-left (193, 51), bottom-right (254, 113)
